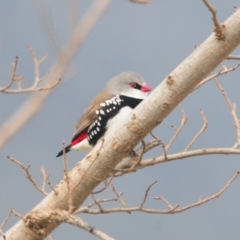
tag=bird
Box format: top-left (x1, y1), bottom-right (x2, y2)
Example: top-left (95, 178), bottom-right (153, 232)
top-left (56, 72), bottom-right (152, 157)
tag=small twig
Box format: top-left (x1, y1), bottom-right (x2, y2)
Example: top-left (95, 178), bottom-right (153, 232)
top-left (40, 166), bottom-right (50, 193)
top-left (76, 196), bottom-right (120, 214)
top-left (0, 211), bottom-right (12, 237)
top-left (0, 57), bottom-right (19, 92)
top-left (165, 104), bottom-right (187, 151)
top-left (111, 184), bottom-right (127, 208)
top-left (28, 45), bottom-right (49, 89)
top-left (114, 138), bottom-right (162, 172)
top-left (0, 47), bottom-right (61, 94)
top-left (11, 210), bottom-right (24, 220)
top-left (155, 195), bottom-right (178, 211)
top-left (132, 141), bottom-right (146, 168)
top-left (48, 182), bottom-right (58, 195)
top-left (185, 109), bottom-right (208, 151)
top-left (173, 170), bottom-right (240, 212)
top-left (7, 156), bottom-right (48, 195)
top-left (196, 63), bottom-right (240, 89)
top-left (61, 142), bottom-right (73, 213)
top-left (140, 181), bottom-right (157, 209)
top-left (92, 175), bottom-right (113, 194)
top-left (91, 194), bottom-right (104, 212)
top-left (202, 0), bottom-right (225, 40)
top-left (226, 55), bottom-right (240, 60)
top-left (214, 79), bottom-right (240, 148)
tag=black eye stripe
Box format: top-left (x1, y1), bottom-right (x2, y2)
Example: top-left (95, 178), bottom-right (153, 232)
top-left (135, 83), bottom-right (141, 90)
top-left (130, 82), bottom-right (141, 90)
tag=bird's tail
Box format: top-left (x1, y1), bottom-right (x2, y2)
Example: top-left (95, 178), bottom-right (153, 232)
top-left (56, 145), bottom-right (71, 157)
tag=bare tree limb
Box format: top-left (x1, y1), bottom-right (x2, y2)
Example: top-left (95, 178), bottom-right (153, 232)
top-left (141, 148), bottom-right (240, 168)
top-left (78, 171), bottom-right (239, 215)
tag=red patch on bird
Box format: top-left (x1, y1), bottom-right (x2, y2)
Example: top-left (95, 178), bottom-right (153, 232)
top-left (70, 129), bottom-right (88, 146)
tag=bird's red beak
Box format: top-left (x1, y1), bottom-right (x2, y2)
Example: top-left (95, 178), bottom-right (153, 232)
top-left (141, 82), bottom-right (152, 92)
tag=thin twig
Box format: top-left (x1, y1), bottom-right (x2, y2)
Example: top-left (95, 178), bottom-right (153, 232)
top-left (165, 104), bottom-right (187, 151)
top-left (62, 142), bottom-right (73, 213)
top-left (91, 195), bottom-right (104, 212)
top-left (11, 210), bottom-right (24, 220)
top-left (195, 63), bottom-right (240, 89)
top-left (40, 166), bottom-right (50, 194)
top-left (155, 196), bottom-right (178, 211)
top-left (202, 0), bottom-right (225, 40)
top-left (111, 184), bottom-right (127, 208)
top-left (226, 55), bottom-right (240, 60)
top-left (76, 196), bottom-right (121, 214)
top-left (0, 211), bottom-right (12, 237)
top-left (92, 176), bottom-right (114, 194)
top-left (185, 109), bottom-right (208, 151)
top-left (214, 79), bottom-right (240, 148)
top-left (48, 182), bottom-right (58, 195)
top-left (7, 156), bottom-right (48, 195)
top-left (140, 181), bottom-right (157, 209)
top-left (132, 141), bottom-right (146, 168)
top-left (0, 57), bottom-right (19, 92)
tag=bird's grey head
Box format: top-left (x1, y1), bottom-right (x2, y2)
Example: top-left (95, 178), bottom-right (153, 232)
top-left (105, 72), bottom-right (152, 99)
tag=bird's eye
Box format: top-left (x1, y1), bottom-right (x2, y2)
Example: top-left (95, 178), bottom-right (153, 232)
top-left (130, 82), bottom-right (137, 88)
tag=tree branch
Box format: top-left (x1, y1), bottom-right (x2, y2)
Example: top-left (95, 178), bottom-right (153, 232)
top-left (78, 171), bottom-right (239, 215)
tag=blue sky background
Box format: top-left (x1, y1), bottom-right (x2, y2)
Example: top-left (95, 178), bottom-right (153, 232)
top-left (1, 1), bottom-right (240, 239)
